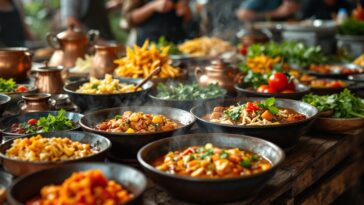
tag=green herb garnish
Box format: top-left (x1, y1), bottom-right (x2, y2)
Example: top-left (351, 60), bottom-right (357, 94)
top-left (0, 78), bottom-right (16, 93)
top-left (240, 159), bottom-right (252, 168)
top-left (224, 105), bottom-right (243, 121)
top-left (258, 97), bottom-right (279, 115)
top-left (220, 150), bottom-right (229, 159)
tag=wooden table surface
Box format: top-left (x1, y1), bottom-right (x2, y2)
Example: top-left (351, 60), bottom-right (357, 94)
top-left (143, 129), bottom-right (364, 205)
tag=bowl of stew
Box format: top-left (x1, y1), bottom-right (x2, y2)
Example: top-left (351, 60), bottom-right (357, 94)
top-left (137, 133), bottom-right (284, 204)
top-left (190, 97), bottom-right (318, 149)
top-left (80, 106), bottom-right (196, 159)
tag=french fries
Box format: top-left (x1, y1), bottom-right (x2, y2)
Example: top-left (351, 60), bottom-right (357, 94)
top-left (178, 37), bottom-right (234, 57)
top-left (114, 40), bottom-right (181, 79)
top-left (354, 54), bottom-right (364, 67)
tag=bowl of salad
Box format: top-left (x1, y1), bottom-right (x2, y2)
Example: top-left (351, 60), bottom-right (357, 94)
top-left (302, 89), bottom-right (364, 133)
top-left (149, 82), bottom-right (227, 111)
top-left (0, 109), bottom-right (83, 138)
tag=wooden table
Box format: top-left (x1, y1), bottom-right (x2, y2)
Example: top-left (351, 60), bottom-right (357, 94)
top-left (143, 130), bottom-right (364, 205)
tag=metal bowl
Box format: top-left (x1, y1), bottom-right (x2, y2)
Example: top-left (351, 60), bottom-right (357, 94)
top-left (64, 78), bottom-right (153, 112)
top-left (0, 94), bottom-right (11, 116)
top-left (307, 63), bottom-right (364, 79)
top-left (7, 162), bottom-right (147, 205)
top-left (190, 97), bottom-right (318, 149)
top-left (80, 106), bottom-right (196, 159)
top-left (138, 133), bottom-right (284, 204)
top-left (0, 111), bottom-right (83, 139)
top-left (307, 79), bottom-right (358, 95)
top-left (0, 131), bottom-right (111, 176)
top-left (235, 83), bottom-right (310, 100)
top-left (2, 84), bottom-right (37, 111)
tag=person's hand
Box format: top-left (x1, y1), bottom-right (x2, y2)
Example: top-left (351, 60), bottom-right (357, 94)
top-left (273, 0), bottom-right (299, 18)
top-left (176, 1), bottom-right (192, 21)
top-left (153, 0), bottom-right (174, 13)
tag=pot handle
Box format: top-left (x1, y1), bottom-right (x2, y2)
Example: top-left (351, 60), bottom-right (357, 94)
top-left (194, 66), bottom-right (205, 81)
top-left (88, 29), bottom-right (100, 45)
top-left (47, 32), bottom-right (61, 49)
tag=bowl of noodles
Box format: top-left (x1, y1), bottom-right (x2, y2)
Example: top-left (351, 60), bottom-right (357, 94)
top-left (190, 97), bottom-right (318, 149)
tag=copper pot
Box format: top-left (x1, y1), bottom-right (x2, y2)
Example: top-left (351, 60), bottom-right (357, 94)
top-left (34, 66), bottom-right (64, 94)
top-left (0, 47), bottom-right (32, 82)
top-left (195, 59), bottom-right (239, 94)
top-left (19, 93), bottom-right (55, 113)
top-left (47, 25), bottom-right (99, 69)
top-left (90, 44), bottom-right (121, 78)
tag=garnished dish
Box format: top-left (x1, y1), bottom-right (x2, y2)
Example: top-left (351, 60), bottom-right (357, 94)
top-left (5, 134), bottom-right (95, 162)
top-left (308, 79), bottom-right (346, 89)
top-left (303, 89), bottom-right (364, 119)
top-left (156, 82), bottom-right (225, 100)
top-left (308, 64), bottom-right (363, 75)
top-left (96, 111), bottom-right (179, 133)
top-left (10, 110), bottom-right (77, 134)
top-left (153, 143), bottom-right (271, 178)
top-left (0, 78), bottom-right (28, 93)
top-left (76, 74), bottom-right (141, 94)
top-left (207, 98), bottom-right (306, 126)
top-left (26, 169), bottom-right (133, 205)
top-left (114, 40), bottom-right (181, 79)
top-left (178, 37), bottom-right (234, 57)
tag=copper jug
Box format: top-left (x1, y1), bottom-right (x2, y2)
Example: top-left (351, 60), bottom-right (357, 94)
top-left (195, 59), bottom-right (239, 94)
top-left (0, 47), bottom-right (32, 82)
top-left (34, 66), bottom-right (64, 94)
top-left (19, 93), bottom-right (55, 113)
top-left (47, 25), bottom-right (99, 69)
top-left (90, 44), bottom-right (120, 78)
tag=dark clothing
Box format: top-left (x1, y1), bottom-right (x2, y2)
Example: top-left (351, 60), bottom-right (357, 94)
top-left (301, 0), bottom-right (351, 20)
top-left (0, 0), bottom-right (26, 46)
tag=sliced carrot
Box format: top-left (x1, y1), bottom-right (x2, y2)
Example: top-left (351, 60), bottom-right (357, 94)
top-left (261, 110), bottom-right (273, 121)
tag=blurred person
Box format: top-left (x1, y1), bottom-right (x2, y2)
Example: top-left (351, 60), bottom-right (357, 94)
top-left (60, 0), bottom-right (115, 40)
top-left (300, 0), bottom-right (352, 20)
top-left (236, 0), bottom-right (299, 22)
top-left (122, 0), bottom-right (192, 45)
top-left (0, 0), bottom-right (32, 47)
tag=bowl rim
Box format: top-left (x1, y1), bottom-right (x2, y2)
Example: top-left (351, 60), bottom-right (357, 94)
top-left (7, 162), bottom-right (147, 204)
top-left (234, 83), bottom-right (310, 96)
top-left (0, 94), bottom-right (11, 104)
top-left (63, 78), bottom-right (154, 96)
top-left (190, 97), bottom-right (319, 129)
top-left (79, 106), bottom-right (196, 136)
top-left (0, 111), bottom-right (84, 136)
top-left (1, 84), bottom-right (37, 95)
top-left (306, 63), bottom-right (364, 76)
top-left (0, 131), bottom-right (111, 165)
top-left (137, 133), bottom-right (285, 182)
top-left (316, 116), bottom-right (364, 121)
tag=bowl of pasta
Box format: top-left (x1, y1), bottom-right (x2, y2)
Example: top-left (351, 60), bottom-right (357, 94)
top-left (63, 74), bottom-right (153, 112)
top-left (80, 106), bottom-right (196, 159)
top-left (137, 133), bottom-right (284, 203)
top-left (0, 131), bottom-right (111, 176)
top-left (190, 97), bottom-right (318, 149)
top-left (8, 163), bottom-right (147, 205)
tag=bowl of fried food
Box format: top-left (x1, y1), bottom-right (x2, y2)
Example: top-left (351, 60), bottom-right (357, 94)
top-left (64, 74), bottom-right (153, 112)
top-left (0, 131), bottom-right (111, 176)
top-left (8, 163), bottom-right (147, 205)
top-left (114, 40), bottom-right (187, 85)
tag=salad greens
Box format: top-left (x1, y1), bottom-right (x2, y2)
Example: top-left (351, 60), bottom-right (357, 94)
top-left (155, 36), bottom-right (181, 55)
top-left (247, 41), bottom-right (327, 67)
top-left (338, 18), bottom-right (364, 36)
top-left (0, 78), bottom-right (16, 93)
top-left (156, 82), bottom-right (225, 100)
top-left (302, 89), bottom-right (364, 118)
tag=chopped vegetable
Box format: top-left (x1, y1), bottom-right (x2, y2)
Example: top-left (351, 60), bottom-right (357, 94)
top-left (0, 78), bottom-right (16, 93)
top-left (155, 36), bottom-right (181, 55)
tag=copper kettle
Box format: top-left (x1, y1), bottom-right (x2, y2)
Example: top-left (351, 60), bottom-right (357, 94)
top-left (195, 59), bottom-right (240, 94)
top-left (90, 44), bottom-right (121, 78)
top-left (47, 25), bottom-right (99, 69)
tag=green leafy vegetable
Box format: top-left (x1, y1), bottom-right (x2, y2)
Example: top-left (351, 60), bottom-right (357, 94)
top-left (156, 82), bottom-right (225, 100)
top-left (155, 36), bottom-right (181, 55)
top-left (258, 98), bottom-right (279, 115)
top-left (338, 18), bottom-right (364, 36)
top-left (302, 89), bottom-right (364, 118)
top-left (240, 159), bottom-right (252, 168)
top-left (0, 78), bottom-right (16, 93)
top-left (224, 105), bottom-right (243, 121)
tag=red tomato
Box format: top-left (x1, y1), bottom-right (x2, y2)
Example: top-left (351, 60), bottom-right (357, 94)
top-left (240, 44), bottom-right (248, 56)
top-left (282, 90), bottom-right (295, 93)
top-left (257, 85), bottom-right (269, 93)
top-left (287, 81), bottom-right (296, 91)
top-left (16, 85), bottom-right (28, 92)
top-left (263, 87), bottom-right (277, 93)
top-left (27, 118), bottom-right (38, 125)
top-left (330, 81), bottom-right (344, 88)
top-left (245, 102), bottom-right (259, 112)
top-left (268, 72), bottom-right (288, 92)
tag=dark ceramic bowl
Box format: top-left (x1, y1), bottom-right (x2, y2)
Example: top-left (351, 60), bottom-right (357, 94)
top-left (190, 97), bottom-right (318, 149)
top-left (235, 83), bottom-right (310, 100)
top-left (64, 78), bottom-right (153, 112)
top-left (0, 111), bottom-right (83, 139)
top-left (138, 133), bottom-right (285, 204)
top-left (7, 162), bottom-right (147, 205)
top-left (80, 106), bottom-right (196, 159)
top-left (0, 94), bottom-right (11, 116)
top-left (0, 131), bottom-right (111, 176)
top-left (348, 74), bottom-right (364, 82)
top-left (148, 87), bottom-right (227, 111)
top-left (313, 117), bottom-right (364, 134)
top-left (307, 63), bottom-right (364, 79)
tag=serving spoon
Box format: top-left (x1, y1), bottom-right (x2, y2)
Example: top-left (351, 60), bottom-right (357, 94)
top-left (134, 67), bottom-right (161, 91)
